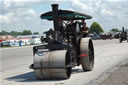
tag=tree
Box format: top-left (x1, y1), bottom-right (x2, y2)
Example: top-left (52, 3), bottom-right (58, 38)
top-left (10, 31), bottom-right (22, 36)
top-left (89, 22), bottom-right (104, 34)
top-left (33, 32), bottom-right (39, 35)
top-left (22, 30), bottom-right (32, 35)
top-left (110, 28), bottom-right (120, 32)
top-left (0, 30), bottom-right (10, 35)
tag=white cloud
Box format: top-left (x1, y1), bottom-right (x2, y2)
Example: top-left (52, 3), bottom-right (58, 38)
top-left (23, 9), bottom-right (36, 21)
top-left (0, 7), bottom-right (37, 24)
top-left (95, 0), bottom-right (101, 8)
top-left (101, 9), bottom-right (114, 16)
top-left (71, 0), bottom-right (94, 14)
top-left (0, 0), bottom-right (128, 33)
top-left (0, 0), bottom-right (43, 14)
top-left (0, 15), bottom-right (10, 24)
top-left (71, 0), bottom-right (128, 30)
top-left (0, 12), bottom-right (16, 24)
top-left (27, 9), bottom-right (36, 16)
top-left (3, 0), bottom-right (11, 9)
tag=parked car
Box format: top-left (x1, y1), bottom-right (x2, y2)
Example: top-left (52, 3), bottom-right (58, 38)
top-left (114, 33), bottom-right (120, 39)
top-left (0, 41), bottom-right (10, 47)
top-left (88, 33), bottom-right (101, 40)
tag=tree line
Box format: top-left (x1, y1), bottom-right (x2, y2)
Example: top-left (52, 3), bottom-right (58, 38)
top-left (0, 22), bottom-right (121, 36)
top-left (0, 30), bottom-right (39, 36)
top-left (89, 22), bottom-right (120, 34)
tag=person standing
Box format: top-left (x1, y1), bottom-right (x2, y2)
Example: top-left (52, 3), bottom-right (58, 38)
top-left (81, 20), bottom-right (89, 37)
top-left (19, 40), bottom-right (22, 47)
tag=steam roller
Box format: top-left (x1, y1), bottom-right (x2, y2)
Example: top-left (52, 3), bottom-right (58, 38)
top-left (30, 4), bottom-right (94, 80)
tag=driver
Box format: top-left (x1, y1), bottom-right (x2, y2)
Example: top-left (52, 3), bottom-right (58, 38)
top-left (81, 20), bottom-right (89, 37)
top-left (65, 19), bottom-right (74, 42)
top-left (58, 18), bottom-right (64, 37)
top-left (65, 19), bottom-right (74, 32)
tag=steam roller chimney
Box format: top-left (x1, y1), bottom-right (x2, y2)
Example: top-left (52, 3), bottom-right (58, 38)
top-left (51, 4), bottom-right (59, 31)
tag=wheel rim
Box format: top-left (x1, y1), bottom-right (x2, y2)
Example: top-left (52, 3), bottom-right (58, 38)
top-left (89, 47), bottom-right (94, 67)
top-left (88, 40), bottom-right (94, 68)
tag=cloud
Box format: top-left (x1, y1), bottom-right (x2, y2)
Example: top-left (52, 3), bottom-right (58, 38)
top-left (71, 0), bottom-right (94, 14)
top-left (0, 0), bottom-right (53, 33)
top-left (0, 12), bottom-right (15, 24)
top-left (0, 15), bottom-right (10, 24)
top-left (0, 0), bottom-right (50, 15)
top-left (0, 0), bottom-right (39, 32)
top-left (27, 9), bottom-right (36, 15)
top-left (0, 0), bottom-right (128, 33)
top-left (101, 9), bottom-right (114, 16)
top-left (0, 8), bottom-right (36, 24)
top-left (71, 0), bottom-right (128, 30)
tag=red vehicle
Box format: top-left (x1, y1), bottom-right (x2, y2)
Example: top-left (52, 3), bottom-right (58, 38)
top-left (0, 40), bottom-right (2, 42)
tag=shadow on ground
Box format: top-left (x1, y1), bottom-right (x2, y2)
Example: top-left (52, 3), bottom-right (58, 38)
top-left (6, 68), bottom-right (85, 82)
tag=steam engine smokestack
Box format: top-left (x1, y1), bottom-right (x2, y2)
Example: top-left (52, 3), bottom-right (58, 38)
top-left (122, 27), bottom-right (124, 32)
top-left (52, 4), bottom-right (59, 31)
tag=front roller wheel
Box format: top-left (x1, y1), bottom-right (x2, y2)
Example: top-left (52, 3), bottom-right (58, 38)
top-left (33, 50), bottom-right (71, 80)
top-left (80, 38), bottom-right (94, 71)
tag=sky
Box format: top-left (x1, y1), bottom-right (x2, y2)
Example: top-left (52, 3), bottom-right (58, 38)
top-left (0, 0), bottom-right (128, 34)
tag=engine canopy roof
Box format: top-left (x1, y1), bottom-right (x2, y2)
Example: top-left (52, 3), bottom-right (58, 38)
top-left (40, 10), bottom-right (92, 20)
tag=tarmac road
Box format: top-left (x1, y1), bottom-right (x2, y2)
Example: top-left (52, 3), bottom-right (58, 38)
top-left (0, 39), bottom-right (128, 85)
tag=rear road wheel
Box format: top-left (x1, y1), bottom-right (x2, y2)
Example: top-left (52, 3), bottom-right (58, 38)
top-left (80, 38), bottom-right (94, 71)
